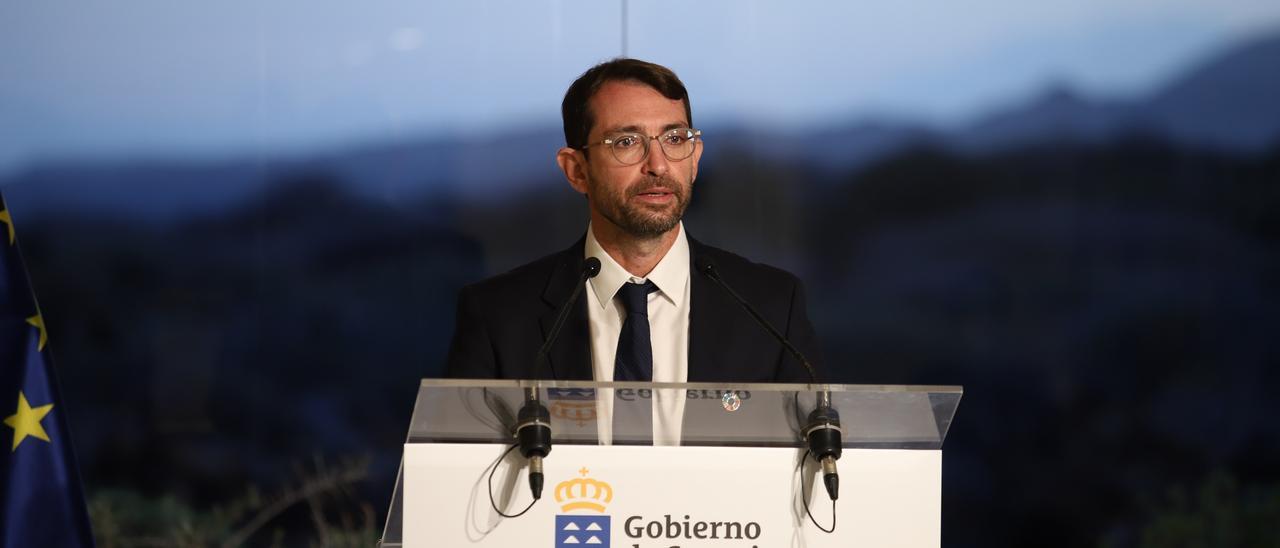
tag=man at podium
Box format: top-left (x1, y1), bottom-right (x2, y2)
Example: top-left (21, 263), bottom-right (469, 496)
top-left (445, 58), bottom-right (821, 390)
top-left (395, 56), bottom-right (948, 535)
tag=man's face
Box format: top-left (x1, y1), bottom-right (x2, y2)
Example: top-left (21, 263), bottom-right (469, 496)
top-left (576, 80), bottom-right (700, 239)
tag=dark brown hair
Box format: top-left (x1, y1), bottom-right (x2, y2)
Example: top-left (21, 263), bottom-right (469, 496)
top-left (561, 58), bottom-right (692, 151)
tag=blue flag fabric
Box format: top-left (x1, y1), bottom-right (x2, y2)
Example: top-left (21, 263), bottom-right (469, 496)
top-left (0, 193), bottom-right (95, 547)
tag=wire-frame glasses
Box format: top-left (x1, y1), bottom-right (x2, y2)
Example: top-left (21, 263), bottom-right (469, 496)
top-left (582, 128), bottom-right (701, 166)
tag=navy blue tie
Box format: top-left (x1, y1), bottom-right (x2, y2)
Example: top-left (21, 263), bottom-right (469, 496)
top-left (614, 280), bottom-right (658, 382)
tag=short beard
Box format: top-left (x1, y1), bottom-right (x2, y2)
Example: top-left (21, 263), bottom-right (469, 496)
top-left (594, 175), bottom-right (690, 239)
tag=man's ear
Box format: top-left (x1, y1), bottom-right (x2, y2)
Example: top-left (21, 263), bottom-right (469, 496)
top-left (556, 147), bottom-right (589, 195)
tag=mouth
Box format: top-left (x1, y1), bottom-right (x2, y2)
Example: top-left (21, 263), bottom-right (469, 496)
top-left (633, 189), bottom-right (675, 204)
top-left (634, 187), bottom-right (674, 197)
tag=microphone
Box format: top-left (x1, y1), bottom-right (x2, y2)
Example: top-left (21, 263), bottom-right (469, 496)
top-left (515, 387), bottom-right (551, 500)
top-left (516, 256), bottom-right (602, 500)
top-left (695, 257), bottom-right (842, 501)
top-left (534, 257), bottom-right (602, 380)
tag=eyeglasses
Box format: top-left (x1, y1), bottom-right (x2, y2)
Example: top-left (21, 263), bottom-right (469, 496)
top-left (581, 127), bottom-right (702, 166)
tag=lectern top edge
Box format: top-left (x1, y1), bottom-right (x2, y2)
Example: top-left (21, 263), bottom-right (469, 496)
top-left (422, 378), bottom-right (964, 396)
top-left (405, 379), bottom-right (963, 450)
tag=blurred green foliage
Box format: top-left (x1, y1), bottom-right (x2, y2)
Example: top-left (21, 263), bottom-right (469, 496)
top-left (1117, 472), bottom-right (1280, 548)
top-left (89, 456), bottom-right (376, 548)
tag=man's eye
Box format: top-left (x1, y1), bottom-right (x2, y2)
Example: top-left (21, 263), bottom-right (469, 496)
top-left (614, 136), bottom-right (640, 148)
top-left (663, 134), bottom-right (687, 145)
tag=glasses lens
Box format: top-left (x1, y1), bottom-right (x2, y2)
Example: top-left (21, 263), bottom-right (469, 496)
top-left (610, 133), bottom-right (647, 165)
top-left (659, 128), bottom-right (696, 161)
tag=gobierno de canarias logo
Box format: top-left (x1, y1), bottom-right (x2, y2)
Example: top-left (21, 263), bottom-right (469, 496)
top-left (554, 467), bottom-right (612, 547)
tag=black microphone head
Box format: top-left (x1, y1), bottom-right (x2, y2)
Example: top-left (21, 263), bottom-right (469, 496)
top-left (583, 257), bottom-right (602, 278)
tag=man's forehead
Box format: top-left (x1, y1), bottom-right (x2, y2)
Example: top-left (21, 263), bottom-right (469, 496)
top-left (588, 80), bottom-right (688, 135)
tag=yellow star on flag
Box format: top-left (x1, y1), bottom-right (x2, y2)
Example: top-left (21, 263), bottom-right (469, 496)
top-left (26, 314), bottom-right (48, 351)
top-left (0, 208), bottom-right (13, 245)
top-left (4, 391), bottom-right (54, 451)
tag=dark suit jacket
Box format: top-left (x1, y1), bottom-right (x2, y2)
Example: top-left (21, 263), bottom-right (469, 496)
top-left (444, 236), bottom-right (821, 383)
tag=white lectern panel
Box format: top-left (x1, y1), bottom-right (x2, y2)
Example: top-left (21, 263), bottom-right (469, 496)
top-left (404, 443), bottom-right (940, 548)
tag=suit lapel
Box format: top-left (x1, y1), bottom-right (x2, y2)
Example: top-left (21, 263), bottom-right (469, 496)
top-left (686, 238), bottom-right (721, 382)
top-left (538, 237), bottom-right (593, 380)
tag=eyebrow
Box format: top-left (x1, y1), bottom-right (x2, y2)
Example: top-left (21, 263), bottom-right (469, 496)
top-left (601, 121), bottom-right (690, 135)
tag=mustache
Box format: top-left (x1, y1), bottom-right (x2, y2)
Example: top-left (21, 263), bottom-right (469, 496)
top-left (628, 176), bottom-right (684, 195)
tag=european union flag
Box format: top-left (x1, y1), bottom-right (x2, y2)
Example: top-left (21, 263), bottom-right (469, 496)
top-left (0, 193), bottom-right (95, 547)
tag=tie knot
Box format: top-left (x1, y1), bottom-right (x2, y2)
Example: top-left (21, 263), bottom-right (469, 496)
top-left (617, 280), bottom-right (658, 315)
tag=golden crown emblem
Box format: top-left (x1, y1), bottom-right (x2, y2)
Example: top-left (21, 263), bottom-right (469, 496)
top-left (555, 468), bottom-right (613, 513)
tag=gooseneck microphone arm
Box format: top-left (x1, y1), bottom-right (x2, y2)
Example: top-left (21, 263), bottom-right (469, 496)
top-left (696, 260), bottom-right (819, 382)
top-left (534, 257), bottom-right (603, 381)
top-left (696, 258), bottom-right (843, 505)
top-left (515, 257), bottom-right (602, 502)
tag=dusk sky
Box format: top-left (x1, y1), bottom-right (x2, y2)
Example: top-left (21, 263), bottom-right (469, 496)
top-left (2, 0), bottom-right (1278, 175)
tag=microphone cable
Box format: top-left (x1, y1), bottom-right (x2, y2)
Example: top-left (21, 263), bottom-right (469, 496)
top-left (799, 449), bottom-right (837, 533)
top-left (486, 443), bottom-right (539, 518)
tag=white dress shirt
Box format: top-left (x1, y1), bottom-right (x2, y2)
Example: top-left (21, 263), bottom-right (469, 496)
top-left (584, 222), bottom-right (690, 445)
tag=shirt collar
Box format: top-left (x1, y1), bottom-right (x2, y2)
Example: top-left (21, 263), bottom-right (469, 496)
top-left (585, 222), bottom-right (690, 309)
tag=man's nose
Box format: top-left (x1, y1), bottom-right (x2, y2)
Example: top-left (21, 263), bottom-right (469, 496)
top-left (642, 137), bottom-right (670, 177)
